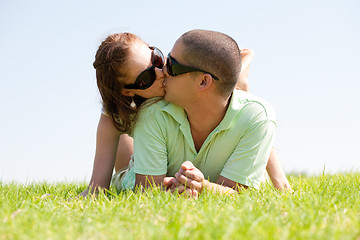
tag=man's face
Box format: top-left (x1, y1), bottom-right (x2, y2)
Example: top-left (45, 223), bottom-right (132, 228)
top-left (163, 40), bottom-right (197, 107)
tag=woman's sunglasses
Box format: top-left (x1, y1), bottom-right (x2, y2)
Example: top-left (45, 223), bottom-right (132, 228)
top-left (166, 54), bottom-right (219, 80)
top-left (124, 47), bottom-right (165, 90)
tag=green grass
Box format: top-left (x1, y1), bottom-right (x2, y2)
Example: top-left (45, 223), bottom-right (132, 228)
top-left (1, 173), bottom-right (359, 240)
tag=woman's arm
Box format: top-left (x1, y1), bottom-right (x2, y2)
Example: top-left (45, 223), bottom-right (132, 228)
top-left (80, 114), bottom-right (122, 196)
top-left (266, 149), bottom-right (292, 191)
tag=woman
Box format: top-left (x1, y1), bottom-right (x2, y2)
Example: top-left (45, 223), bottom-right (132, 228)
top-left (80, 32), bottom-right (291, 196)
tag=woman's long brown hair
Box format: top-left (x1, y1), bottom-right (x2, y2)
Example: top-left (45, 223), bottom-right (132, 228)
top-left (93, 33), bottom-right (147, 133)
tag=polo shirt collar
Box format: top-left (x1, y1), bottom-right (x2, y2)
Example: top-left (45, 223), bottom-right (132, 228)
top-left (162, 102), bottom-right (188, 125)
top-left (162, 102), bottom-right (195, 153)
top-left (216, 90), bottom-right (242, 131)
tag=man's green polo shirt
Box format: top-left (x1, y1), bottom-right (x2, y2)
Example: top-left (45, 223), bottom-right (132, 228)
top-left (132, 89), bottom-right (276, 188)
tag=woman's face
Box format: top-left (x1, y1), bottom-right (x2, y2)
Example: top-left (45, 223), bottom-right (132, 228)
top-left (120, 40), bottom-right (165, 99)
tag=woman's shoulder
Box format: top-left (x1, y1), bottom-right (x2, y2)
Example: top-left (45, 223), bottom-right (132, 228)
top-left (131, 98), bottom-right (170, 133)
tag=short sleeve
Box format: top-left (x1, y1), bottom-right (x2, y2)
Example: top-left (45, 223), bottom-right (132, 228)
top-left (220, 105), bottom-right (276, 189)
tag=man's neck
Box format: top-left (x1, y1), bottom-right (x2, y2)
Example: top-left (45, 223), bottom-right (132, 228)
top-left (185, 94), bottom-right (231, 152)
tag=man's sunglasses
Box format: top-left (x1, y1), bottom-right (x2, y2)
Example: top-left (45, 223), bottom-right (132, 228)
top-left (124, 47), bottom-right (165, 90)
top-left (166, 54), bottom-right (219, 80)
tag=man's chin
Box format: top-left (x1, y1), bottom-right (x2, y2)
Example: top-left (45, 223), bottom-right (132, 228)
top-left (158, 89), bottom-right (166, 97)
top-left (164, 93), bottom-right (173, 103)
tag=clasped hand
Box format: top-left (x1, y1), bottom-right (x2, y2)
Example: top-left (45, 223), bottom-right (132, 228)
top-left (163, 161), bottom-right (206, 198)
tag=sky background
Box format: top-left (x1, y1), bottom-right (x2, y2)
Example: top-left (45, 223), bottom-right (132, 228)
top-left (1, 0), bottom-right (359, 183)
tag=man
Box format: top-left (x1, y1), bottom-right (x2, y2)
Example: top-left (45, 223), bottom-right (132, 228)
top-left (133, 29), bottom-right (278, 196)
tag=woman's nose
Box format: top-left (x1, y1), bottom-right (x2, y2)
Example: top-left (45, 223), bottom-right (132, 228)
top-left (155, 67), bottom-right (165, 80)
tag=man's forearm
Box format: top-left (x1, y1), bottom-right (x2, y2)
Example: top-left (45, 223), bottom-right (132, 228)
top-left (203, 180), bottom-right (236, 195)
top-left (135, 174), bottom-right (167, 190)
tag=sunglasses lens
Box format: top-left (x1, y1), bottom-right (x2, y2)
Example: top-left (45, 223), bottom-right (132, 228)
top-left (153, 47), bottom-right (164, 68)
top-left (166, 57), bottom-right (174, 76)
top-left (135, 69), bottom-right (155, 89)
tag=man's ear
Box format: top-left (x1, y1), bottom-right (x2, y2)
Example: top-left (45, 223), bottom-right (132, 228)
top-left (121, 88), bottom-right (135, 97)
top-left (199, 73), bottom-right (213, 90)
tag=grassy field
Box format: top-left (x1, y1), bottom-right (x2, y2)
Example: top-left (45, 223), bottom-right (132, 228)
top-left (1, 173), bottom-right (359, 240)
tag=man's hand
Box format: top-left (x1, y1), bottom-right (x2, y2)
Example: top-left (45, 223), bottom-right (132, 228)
top-left (175, 161), bottom-right (205, 193)
top-left (163, 161), bottom-right (243, 197)
top-left (163, 177), bottom-right (178, 190)
top-left (163, 176), bottom-right (199, 198)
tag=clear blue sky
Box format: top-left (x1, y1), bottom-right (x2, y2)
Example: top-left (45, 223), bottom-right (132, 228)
top-left (1, 0), bottom-right (359, 183)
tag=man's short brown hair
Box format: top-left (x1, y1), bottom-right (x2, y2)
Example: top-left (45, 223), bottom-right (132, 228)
top-left (180, 29), bottom-right (242, 96)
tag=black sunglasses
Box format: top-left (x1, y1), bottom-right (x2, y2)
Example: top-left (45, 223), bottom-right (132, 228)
top-left (124, 47), bottom-right (165, 90)
top-left (166, 54), bottom-right (219, 80)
